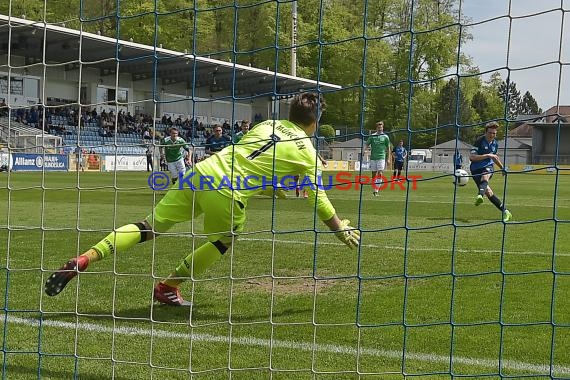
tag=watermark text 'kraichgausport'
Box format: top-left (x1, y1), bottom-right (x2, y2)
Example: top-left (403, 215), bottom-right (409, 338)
top-left (148, 171), bottom-right (422, 191)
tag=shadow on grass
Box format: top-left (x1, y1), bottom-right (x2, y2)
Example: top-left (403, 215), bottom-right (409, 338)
top-left (149, 303), bottom-right (313, 323)
top-left (41, 303), bottom-right (312, 325)
top-left (426, 217), bottom-right (473, 223)
top-left (4, 364), bottom-right (132, 380)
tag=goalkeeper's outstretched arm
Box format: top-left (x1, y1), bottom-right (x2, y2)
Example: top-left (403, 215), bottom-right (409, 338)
top-left (323, 214), bottom-right (345, 231)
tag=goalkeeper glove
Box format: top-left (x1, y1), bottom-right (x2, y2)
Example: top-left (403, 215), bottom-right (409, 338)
top-left (334, 219), bottom-right (360, 249)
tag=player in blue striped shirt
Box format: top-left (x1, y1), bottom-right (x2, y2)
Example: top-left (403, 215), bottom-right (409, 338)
top-left (469, 122), bottom-right (512, 222)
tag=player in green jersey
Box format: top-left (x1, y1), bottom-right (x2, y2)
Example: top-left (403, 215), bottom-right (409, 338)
top-left (45, 92), bottom-right (361, 306)
top-left (232, 120), bottom-right (250, 144)
top-left (365, 121), bottom-right (391, 196)
top-left (160, 127), bottom-right (191, 185)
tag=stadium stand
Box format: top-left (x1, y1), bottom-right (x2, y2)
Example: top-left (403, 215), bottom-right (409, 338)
top-left (2, 107), bottom-right (218, 155)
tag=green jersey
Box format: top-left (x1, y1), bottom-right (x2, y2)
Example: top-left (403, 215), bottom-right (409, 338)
top-left (196, 120), bottom-right (336, 221)
top-left (366, 133), bottom-right (391, 160)
top-left (162, 136), bottom-right (187, 162)
top-left (233, 131), bottom-right (246, 144)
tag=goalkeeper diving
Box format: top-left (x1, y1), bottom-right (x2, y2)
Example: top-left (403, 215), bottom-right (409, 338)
top-left (45, 92), bottom-right (361, 306)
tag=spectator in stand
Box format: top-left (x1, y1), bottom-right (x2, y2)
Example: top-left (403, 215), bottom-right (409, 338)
top-left (181, 118), bottom-right (190, 131)
top-left (117, 110), bottom-right (126, 129)
top-left (126, 112), bottom-right (134, 124)
top-left (15, 108), bottom-right (25, 123)
top-left (70, 108), bottom-right (79, 126)
top-left (81, 109), bottom-right (90, 124)
top-left (108, 110), bottom-right (116, 128)
top-left (0, 98), bottom-right (7, 117)
top-left (205, 125), bottom-right (231, 156)
top-left (29, 107), bottom-right (39, 127)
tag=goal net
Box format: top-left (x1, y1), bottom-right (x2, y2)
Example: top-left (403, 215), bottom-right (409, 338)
top-left (1, 0), bottom-right (569, 378)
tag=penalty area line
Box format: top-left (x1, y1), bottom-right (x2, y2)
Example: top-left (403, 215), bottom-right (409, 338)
top-left (237, 237), bottom-right (570, 258)
top-left (2, 224), bottom-right (565, 258)
top-left (2, 315), bottom-right (569, 376)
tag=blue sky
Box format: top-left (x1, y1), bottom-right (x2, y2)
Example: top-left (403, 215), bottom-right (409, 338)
top-left (457, 0), bottom-right (569, 110)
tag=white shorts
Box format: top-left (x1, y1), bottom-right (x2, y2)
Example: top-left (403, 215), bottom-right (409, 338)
top-left (167, 158), bottom-right (186, 180)
top-left (369, 159), bottom-right (386, 172)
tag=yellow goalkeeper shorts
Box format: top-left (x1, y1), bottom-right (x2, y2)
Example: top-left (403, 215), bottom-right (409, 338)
top-left (148, 172), bottom-right (245, 245)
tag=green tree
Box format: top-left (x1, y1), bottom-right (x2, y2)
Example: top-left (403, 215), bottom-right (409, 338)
top-left (471, 88), bottom-right (503, 124)
top-left (318, 124), bottom-right (336, 139)
top-left (498, 80), bottom-right (521, 119)
top-left (483, 74), bottom-right (509, 119)
top-left (519, 91), bottom-right (542, 114)
top-left (369, 0), bottom-right (468, 134)
top-left (471, 91), bottom-right (488, 121)
top-left (0, 0), bottom-right (45, 21)
top-left (235, 3), bottom-right (279, 69)
top-left (487, 71), bottom-right (504, 92)
top-left (436, 77), bottom-right (477, 142)
top-left (1, 0), bottom-right (474, 135)
top-left (459, 68), bottom-right (483, 104)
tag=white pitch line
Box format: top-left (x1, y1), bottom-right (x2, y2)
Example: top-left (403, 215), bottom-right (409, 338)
top-left (1, 226), bottom-right (567, 258)
top-left (238, 237), bottom-right (570, 258)
top-left (323, 194), bottom-right (570, 209)
top-left (2, 315), bottom-right (569, 376)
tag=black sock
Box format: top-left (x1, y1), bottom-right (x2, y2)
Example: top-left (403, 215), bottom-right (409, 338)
top-left (489, 195), bottom-right (504, 211)
top-left (478, 180), bottom-right (488, 196)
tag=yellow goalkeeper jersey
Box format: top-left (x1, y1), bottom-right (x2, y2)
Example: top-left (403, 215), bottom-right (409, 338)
top-left (195, 119), bottom-right (336, 221)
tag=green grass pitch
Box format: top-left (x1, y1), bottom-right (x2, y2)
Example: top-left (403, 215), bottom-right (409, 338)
top-left (1, 170), bottom-right (569, 379)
